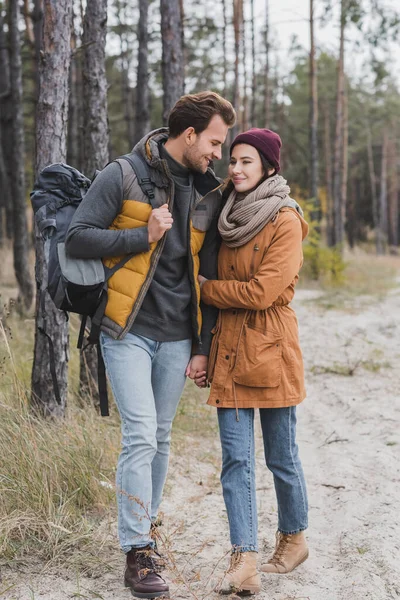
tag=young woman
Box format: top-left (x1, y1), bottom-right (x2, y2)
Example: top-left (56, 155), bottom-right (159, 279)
top-left (196, 129), bottom-right (309, 595)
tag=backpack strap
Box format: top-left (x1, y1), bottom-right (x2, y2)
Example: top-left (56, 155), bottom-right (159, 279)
top-left (118, 153), bottom-right (158, 208)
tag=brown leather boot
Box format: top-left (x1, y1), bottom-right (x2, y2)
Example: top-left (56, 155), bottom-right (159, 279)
top-left (124, 546), bottom-right (170, 598)
top-left (217, 551), bottom-right (261, 595)
top-left (261, 531), bottom-right (309, 574)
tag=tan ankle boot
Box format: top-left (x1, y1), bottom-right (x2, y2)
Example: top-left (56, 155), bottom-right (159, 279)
top-left (261, 531), bottom-right (309, 574)
top-left (217, 551), bottom-right (261, 595)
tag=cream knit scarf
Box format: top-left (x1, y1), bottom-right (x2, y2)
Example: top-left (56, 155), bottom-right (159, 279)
top-left (218, 174), bottom-right (302, 248)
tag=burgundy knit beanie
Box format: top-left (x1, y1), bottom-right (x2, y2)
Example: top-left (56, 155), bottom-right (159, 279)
top-left (230, 128), bottom-right (282, 172)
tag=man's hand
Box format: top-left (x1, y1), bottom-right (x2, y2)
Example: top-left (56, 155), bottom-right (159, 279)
top-left (148, 203), bottom-right (173, 243)
top-left (185, 355), bottom-right (208, 388)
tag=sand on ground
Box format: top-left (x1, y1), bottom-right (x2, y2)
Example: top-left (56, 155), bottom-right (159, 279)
top-left (2, 282), bottom-right (400, 600)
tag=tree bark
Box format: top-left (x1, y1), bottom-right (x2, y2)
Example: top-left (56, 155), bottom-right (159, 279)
top-left (387, 134), bottom-right (398, 248)
top-left (324, 103), bottom-right (334, 246)
top-left (222, 0), bottom-right (228, 97)
top-left (0, 11), bottom-right (14, 241)
top-left (82, 0), bottom-right (109, 177)
top-left (309, 0), bottom-right (319, 220)
top-left (332, 0), bottom-right (346, 248)
top-left (8, 0), bottom-right (34, 310)
top-left (263, 0), bottom-right (270, 128)
top-left (134, 0), bottom-right (150, 144)
top-left (116, 1), bottom-right (134, 149)
top-left (79, 0), bottom-right (109, 406)
top-left (67, 14), bottom-right (82, 170)
top-left (340, 84), bottom-right (348, 245)
top-left (161, 0), bottom-right (185, 124)
top-left (31, 0), bottom-right (72, 418)
top-left (378, 128), bottom-right (388, 254)
top-left (241, 14), bottom-right (249, 131)
top-left (366, 122), bottom-right (380, 253)
top-left (232, 0), bottom-right (243, 138)
top-left (250, 0), bottom-right (256, 126)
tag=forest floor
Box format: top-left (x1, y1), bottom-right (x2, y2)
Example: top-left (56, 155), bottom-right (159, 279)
top-left (1, 253), bottom-right (400, 600)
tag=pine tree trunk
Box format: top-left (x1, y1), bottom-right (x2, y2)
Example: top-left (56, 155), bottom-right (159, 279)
top-left (117, 3), bottom-right (134, 149)
top-left (232, 0), bottom-right (243, 138)
top-left (0, 11), bottom-right (14, 242)
top-left (9, 0), bottom-right (34, 311)
top-left (67, 17), bottom-right (82, 170)
top-left (79, 0), bottom-right (109, 406)
top-left (377, 128), bottom-right (388, 255)
top-left (332, 0), bottom-right (346, 248)
top-left (387, 135), bottom-right (398, 248)
top-left (0, 13), bottom-right (11, 248)
top-left (309, 0), bottom-right (319, 219)
top-left (241, 15), bottom-right (249, 132)
top-left (324, 103), bottom-right (334, 246)
top-left (82, 0), bottom-right (108, 177)
top-left (161, 0), bottom-right (184, 124)
top-left (250, 0), bottom-right (256, 126)
top-left (31, 0), bottom-right (72, 418)
top-left (341, 87), bottom-right (348, 244)
top-left (134, 0), bottom-right (150, 144)
top-left (263, 0), bottom-right (270, 128)
top-left (222, 0), bottom-right (228, 97)
top-left (366, 123), bottom-right (380, 254)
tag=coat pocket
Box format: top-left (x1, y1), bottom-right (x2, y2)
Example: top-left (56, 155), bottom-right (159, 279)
top-left (233, 324), bottom-right (283, 388)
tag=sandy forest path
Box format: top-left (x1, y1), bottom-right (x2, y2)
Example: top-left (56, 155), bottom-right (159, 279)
top-left (3, 282), bottom-right (400, 600)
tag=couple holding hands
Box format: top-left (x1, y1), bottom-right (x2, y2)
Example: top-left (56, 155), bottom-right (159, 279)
top-left (66, 90), bottom-right (308, 598)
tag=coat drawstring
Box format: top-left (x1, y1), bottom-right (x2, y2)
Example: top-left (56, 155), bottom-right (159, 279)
top-left (232, 310), bottom-right (250, 422)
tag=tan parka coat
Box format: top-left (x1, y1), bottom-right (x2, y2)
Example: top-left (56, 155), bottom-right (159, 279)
top-left (201, 207), bottom-right (309, 410)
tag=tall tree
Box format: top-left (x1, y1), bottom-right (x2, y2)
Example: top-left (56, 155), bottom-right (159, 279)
top-left (161, 0), bottom-right (184, 124)
top-left (134, 0), bottom-right (150, 144)
top-left (232, 0), bottom-right (243, 137)
top-left (222, 0), bottom-right (228, 97)
top-left (309, 0), bottom-right (319, 217)
top-left (331, 0), bottom-right (346, 247)
top-left (250, 0), bottom-right (256, 126)
top-left (387, 134), bottom-right (398, 248)
top-left (0, 12), bottom-right (11, 247)
top-left (31, 0), bottom-right (72, 417)
top-left (0, 10), bottom-right (13, 241)
top-left (116, 1), bottom-right (135, 148)
top-left (82, 0), bottom-right (109, 177)
top-left (263, 0), bottom-right (270, 128)
top-left (8, 0), bottom-right (33, 310)
top-left (79, 0), bottom-right (109, 403)
top-left (378, 127), bottom-right (388, 254)
top-left (67, 12), bottom-right (83, 170)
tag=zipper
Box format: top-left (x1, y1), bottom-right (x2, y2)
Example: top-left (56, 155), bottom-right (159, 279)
top-left (118, 161), bottom-right (175, 339)
top-left (189, 181), bottom-right (224, 342)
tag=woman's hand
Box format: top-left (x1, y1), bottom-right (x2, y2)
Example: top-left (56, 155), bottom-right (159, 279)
top-left (198, 274), bottom-right (208, 288)
top-left (186, 355), bottom-right (209, 388)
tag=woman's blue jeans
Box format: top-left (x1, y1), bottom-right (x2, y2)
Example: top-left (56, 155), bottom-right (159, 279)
top-left (100, 331), bottom-right (192, 552)
top-left (217, 406), bottom-right (308, 552)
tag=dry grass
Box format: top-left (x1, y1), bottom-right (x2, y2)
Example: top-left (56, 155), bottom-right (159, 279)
top-left (300, 249), bottom-right (400, 311)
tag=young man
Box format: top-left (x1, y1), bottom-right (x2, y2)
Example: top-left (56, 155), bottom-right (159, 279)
top-left (66, 91), bottom-right (236, 599)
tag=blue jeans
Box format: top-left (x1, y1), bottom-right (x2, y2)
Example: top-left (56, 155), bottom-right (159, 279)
top-left (100, 332), bottom-right (192, 552)
top-left (217, 406), bottom-right (308, 552)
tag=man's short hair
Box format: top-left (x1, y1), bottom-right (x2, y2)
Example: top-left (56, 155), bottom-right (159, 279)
top-left (168, 91), bottom-right (236, 138)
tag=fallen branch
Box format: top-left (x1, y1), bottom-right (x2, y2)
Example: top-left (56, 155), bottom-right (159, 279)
top-left (322, 484), bottom-right (346, 490)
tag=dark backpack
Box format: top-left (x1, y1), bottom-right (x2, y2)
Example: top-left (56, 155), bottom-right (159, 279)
top-left (31, 153), bottom-right (156, 416)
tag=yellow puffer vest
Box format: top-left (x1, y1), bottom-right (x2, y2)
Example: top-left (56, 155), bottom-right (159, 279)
top-left (100, 132), bottom-right (222, 343)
